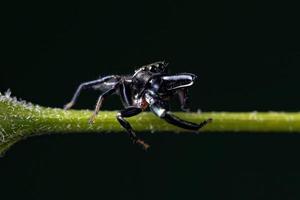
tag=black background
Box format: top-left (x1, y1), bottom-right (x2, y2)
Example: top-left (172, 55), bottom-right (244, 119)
top-left (1, 1), bottom-right (300, 199)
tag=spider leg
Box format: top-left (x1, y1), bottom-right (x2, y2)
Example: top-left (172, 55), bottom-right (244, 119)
top-left (146, 92), bottom-right (212, 130)
top-left (119, 80), bottom-right (133, 107)
top-left (116, 107), bottom-right (150, 150)
top-left (89, 82), bottom-right (120, 124)
top-left (64, 75), bottom-right (119, 110)
top-left (163, 112), bottom-right (212, 130)
top-left (177, 88), bottom-right (190, 112)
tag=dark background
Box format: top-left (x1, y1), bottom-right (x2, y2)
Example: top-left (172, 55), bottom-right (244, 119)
top-left (1, 0), bottom-right (300, 199)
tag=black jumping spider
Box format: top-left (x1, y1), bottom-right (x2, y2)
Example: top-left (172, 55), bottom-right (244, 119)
top-left (64, 61), bottom-right (212, 150)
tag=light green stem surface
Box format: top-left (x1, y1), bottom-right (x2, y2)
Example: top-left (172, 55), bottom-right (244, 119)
top-left (1, 91), bottom-right (300, 155)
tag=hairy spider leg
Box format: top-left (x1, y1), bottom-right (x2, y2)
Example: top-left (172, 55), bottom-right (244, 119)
top-left (64, 75), bottom-right (118, 110)
top-left (146, 92), bottom-right (212, 131)
top-left (89, 82), bottom-right (120, 124)
top-left (116, 107), bottom-right (150, 150)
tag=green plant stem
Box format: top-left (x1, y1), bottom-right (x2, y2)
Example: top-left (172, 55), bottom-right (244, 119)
top-left (1, 91), bottom-right (300, 155)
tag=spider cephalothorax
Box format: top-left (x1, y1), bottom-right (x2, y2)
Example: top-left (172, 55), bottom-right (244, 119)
top-left (64, 61), bottom-right (212, 150)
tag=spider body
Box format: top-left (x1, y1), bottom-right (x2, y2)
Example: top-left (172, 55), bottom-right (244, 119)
top-left (64, 61), bottom-right (212, 150)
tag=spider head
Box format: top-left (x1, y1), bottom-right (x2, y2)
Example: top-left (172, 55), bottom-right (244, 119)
top-left (132, 61), bottom-right (169, 79)
top-left (146, 61), bottom-right (168, 73)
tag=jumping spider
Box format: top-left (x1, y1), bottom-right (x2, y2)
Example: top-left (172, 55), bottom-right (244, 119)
top-left (64, 61), bottom-right (212, 150)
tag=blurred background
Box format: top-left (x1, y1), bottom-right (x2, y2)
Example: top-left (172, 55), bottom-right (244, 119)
top-left (1, 0), bottom-right (300, 199)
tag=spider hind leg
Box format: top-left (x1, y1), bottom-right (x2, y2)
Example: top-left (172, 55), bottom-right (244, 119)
top-left (89, 83), bottom-right (119, 124)
top-left (64, 75), bottom-right (119, 110)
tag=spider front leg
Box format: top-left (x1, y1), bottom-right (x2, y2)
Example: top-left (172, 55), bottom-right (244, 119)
top-left (178, 88), bottom-right (190, 112)
top-left (147, 92), bottom-right (212, 130)
top-left (116, 107), bottom-right (150, 150)
top-left (64, 75), bottom-right (118, 110)
top-left (163, 112), bottom-right (212, 130)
